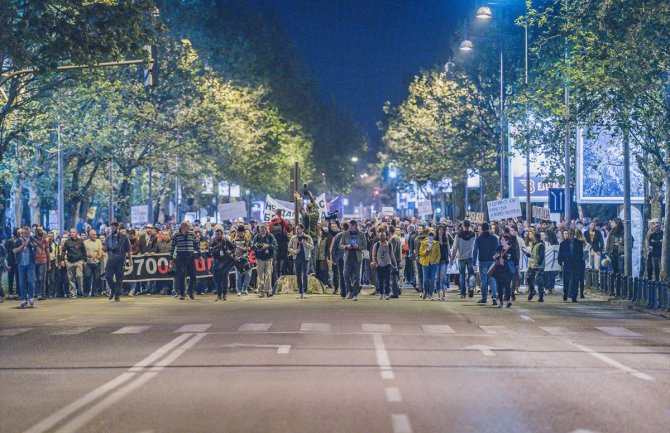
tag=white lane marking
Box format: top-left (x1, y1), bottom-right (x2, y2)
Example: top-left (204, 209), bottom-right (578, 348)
top-left (465, 345), bottom-right (497, 357)
top-left (363, 323), bottom-right (392, 333)
top-left (391, 414), bottom-right (413, 433)
top-left (57, 316), bottom-right (78, 322)
top-left (540, 326), bottom-right (575, 336)
top-left (0, 328), bottom-right (33, 336)
top-left (381, 371), bottom-right (395, 380)
top-left (149, 333), bottom-right (207, 371)
top-left (385, 387), bottom-right (403, 402)
top-left (420, 325), bottom-right (455, 334)
top-left (24, 334), bottom-right (194, 433)
top-left (479, 325), bottom-right (515, 335)
top-left (520, 315), bottom-right (534, 322)
top-left (300, 322), bottom-right (331, 332)
top-left (54, 372), bottom-right (159, 433)
top-left (569, 430), bottom-right (602, 433)
top-left (112, 326), bottom-right (151, 334)
top-left (223, 343), bottom-right (291, 355)
top-left (51, 327), bottom-right (94, 336)
top-left (238, 323), bottom-right (272, 332)
top-left (559, 337), bottom-right (654, 381)
top-left (175, 324), bottom-right (211, 333)
top-left (661, 327), bottom-right (670, 333)
top-left (596, 327), bottom-right (641, 337)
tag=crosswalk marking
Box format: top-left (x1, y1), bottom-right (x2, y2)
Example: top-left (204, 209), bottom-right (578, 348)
top-left (660, 327), bottom-right (670, 334)
top-left (421, 325), bottom-right (455, 334)
top-left (596, 327), bottom-right (641, 337)
top-left (238, 323), bottom-right (272, 332)
top-left (391, 414), bottom-right (413, 433)
top-left (112, 326), bottom-right (151, 334)
top-left (51, 327), bottom-right (94, 336)
top-left (175, 324), bottom-right (211, 333)
top-left (0, 328), bottom-right (33, 337)
top-left (300, 323), bottom-right (331, 332)
top-left (479, 325), bottom-right (515, 335)
top-left (362, 323), bottom-right (392, 333)
top-left (540, 327), bottom-right (575, 336)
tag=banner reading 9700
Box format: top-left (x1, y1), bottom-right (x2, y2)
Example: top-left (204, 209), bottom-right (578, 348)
top-left (123, 254), bottom-right (213, 282)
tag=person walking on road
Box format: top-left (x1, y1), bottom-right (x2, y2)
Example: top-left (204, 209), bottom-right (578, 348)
top-left (558, 229), bottom-right (585, 303)
top-left (61, 228), bottom-right (87, 299)
top-left (289, 223), bottom-right (314, 299)
top-left (492, 234), bottom-right (518, 308)
top-left (473, 222), bottom-right (499, 305)
top-left (419, 229), bottom-right (441, 300)
top-left (330, 222), bottom-right (348, 298)
top-left (252, 224), bottom-right (278, 297)
top-left (371, 229), bottom-right (398, 300)
top-left (340, 220), bottom-right (367, 301)
top-left (103, 222), bottom-right (131, 302)
top-left (451, 220), bottom-right (476, 299)
top-left (526, 231), bottom-right (546, 302)
top-left (209, 228), bottom-right (236, 301)
top-left (170, 222), bottom-right (199, 300)
top-left (12, 226), bottom-right (42, 308)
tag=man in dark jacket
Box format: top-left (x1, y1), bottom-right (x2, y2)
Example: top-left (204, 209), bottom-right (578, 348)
top-left (585, 221), bottom-right (605, 270)
top-left (473, 222), bottom-right (499, 305)
top-left (5, 229), bottom-right (20, 296)
top-left (647, 221), bottom-right (663, 281)
top-left (61, 228), bottom-right (87, 298)
top-left (252, 224), bottom-right (278, 297)
top-left (558, 229), bottom-right (585, 302)
top-left (269, 209), bottom-right (291, 286)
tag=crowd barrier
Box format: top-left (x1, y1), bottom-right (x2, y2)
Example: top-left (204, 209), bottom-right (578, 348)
top-left (585, 269), bottom-right (670, 312)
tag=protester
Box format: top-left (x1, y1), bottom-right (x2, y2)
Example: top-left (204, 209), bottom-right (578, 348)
top-left (526, 231), bottom-right (546, 302)
top-left (451, 220), bottom-right (476, 299)
top-left (289, 223), bottom-right (314, 299)
top-left (491, 234), bottom-right (518, 308)
top-left (340, 220), bottom-right (367, 301)
top-left (12, 227), bottom-right (42, 308)
top-left (170, 221), bottom-right (199, 300)
top-left (558, 229), bottom-right (585, 303)
top-left (371, 229), bottom-right (398, 300)
top-left (209, 228), bottom-right (236, 301)
top-left (103, 222), bottom-right (131, 302)
top-left (331, 221), bottom-right (348, 298)
top-left (647, 221), bottom-right (662, 281)
top-left (419, 228), bottom-right (440, 300)
top-left (83, 229), bottom-right (104, 297)
top-left (473, 222), bottom-right (499, 305)
top-left (252, 223), bottom-right (278, 297)
top-left (61, 228), bottom-right (87, 299)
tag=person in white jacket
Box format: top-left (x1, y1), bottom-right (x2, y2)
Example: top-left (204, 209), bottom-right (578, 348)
top-left (450, 220), bottom-right (476, 298)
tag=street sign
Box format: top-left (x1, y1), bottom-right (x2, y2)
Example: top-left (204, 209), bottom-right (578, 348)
top-left (548, 188), bottom-right (565, 213)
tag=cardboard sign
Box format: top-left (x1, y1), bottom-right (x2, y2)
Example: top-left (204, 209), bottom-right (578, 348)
top-left (417, 200), bottom-right (433, 216)
top-left (532, 206), bottom-right (550, 221)
top-left (487, 198), bottom-right (522, 221)
top-left (131, 205), bottom-right (149, 225)
top-left (382, 207), bottom-right (395, 216)
top-left (465, 211), bottom-right (484, 224)
top-left (218, 201), bottom-right (247, 221)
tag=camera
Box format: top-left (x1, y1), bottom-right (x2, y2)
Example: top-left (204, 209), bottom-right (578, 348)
top-left (325, 210), bottom-right (339, 221)
top-left (302, 184), bottom-right (311, 197)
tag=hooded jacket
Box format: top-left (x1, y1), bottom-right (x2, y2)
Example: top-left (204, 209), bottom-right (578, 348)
top-left (451, 230), bottom-right (476, 261)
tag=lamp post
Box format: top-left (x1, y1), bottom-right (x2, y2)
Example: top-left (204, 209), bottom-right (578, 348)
top-left (56, 125), bottom-right (64, 234)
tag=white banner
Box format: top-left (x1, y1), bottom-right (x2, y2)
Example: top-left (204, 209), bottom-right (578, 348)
top-left (315, 193), bottom-right (327, 220)
top-left (218, 201), bottom-right (247, 221)
top-left (544, 244), bottom-right (561, 272)
top-left (417, 200), bottom-right (433, 216)
top-left (382, 207), bottom-right (395, 216)
top-left (487, 198), bottom-right (522, 221)
top-left (532, 206), bottom-right (550, 221)
top-left (264, 195), bottom-right (295, 222)
top-left (131, 205), bottom-right (149, 225)
top-left (48, 210), bottom-right (59, 232)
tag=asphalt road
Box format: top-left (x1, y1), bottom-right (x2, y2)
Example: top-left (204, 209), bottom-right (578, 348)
top-left (1, 287), bottom-right (669, 433)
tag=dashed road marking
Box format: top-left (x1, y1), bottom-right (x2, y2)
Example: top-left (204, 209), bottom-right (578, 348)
top-left (238, 323), bottom-right (272, 332)
top-left (300, 322), bottom-right (331, 332)
top-left (51, 327), bottom-right (94, 336)
top-left (113, 326), bottom-right (151, 334)
top-left (596, 327), bottom-right (641, 337)
top-left (0, 328), bottom-right (33, 336)
top-left (420, 325), bottom-right (455, 334)
top-left (520, 315), bottom-right (534, 322)
top-left (479, 325), bottom-right (515, 335)
top-left (175, 324), bottom-right (211, 333)
top-left (363, 323), bottom-right (392, 333)
top-left (540, 326), bottom-right (575, 336)
top-left (391, 414), bottom-right (413, 433)
top-left (385, 387), bottom-right (403, 402)
top-left (381, 371), bottom-right (395, 380)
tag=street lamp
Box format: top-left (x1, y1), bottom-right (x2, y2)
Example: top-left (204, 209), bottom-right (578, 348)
top-left (476, 6), bottom-right (493, 19)
top-left (351, 156), bottom-right (359, 162)
top-left (459, 40), bottom-right (474, 51)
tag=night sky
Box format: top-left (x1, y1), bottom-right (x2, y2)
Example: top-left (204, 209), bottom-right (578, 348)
top-left (250, 0), bottom-right (471, 146)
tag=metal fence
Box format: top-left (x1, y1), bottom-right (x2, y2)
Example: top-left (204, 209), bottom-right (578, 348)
top-left (586, 269), bottom-right (670, 312)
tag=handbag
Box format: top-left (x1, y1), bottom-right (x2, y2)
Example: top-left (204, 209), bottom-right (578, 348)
top-left (486, 262), bottom-right (497, 277)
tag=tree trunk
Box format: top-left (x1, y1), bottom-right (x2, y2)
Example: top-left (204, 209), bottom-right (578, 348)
top-left (661, 172), bottom-right (670, 281)
top-left (157, 173), bottom-right (169, 224)
top-left (27, 178), bottom-right (41, 226)
top-left (9, 178), bottom-right (21, 230)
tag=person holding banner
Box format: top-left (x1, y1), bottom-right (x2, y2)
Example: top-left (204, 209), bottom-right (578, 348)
top-left (209, 228), bottom-right (236, 301)
top-left (103, 222), bottom-right (131, 302)
top-left (170, 222), bottom-right (200, 300)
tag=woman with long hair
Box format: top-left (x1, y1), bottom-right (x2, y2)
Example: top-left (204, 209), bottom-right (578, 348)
top-left (492, 234), bottom-right (519, 308)
top-left (434, 224), bottom-right (452, 301)
top-left (606, 218), bottom-right (625, 274)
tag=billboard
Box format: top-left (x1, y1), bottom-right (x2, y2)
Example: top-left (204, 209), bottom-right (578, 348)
top-left (576, 126), bottom-right (644, 204)
top-left (508, 136), bottom-right (560, 202)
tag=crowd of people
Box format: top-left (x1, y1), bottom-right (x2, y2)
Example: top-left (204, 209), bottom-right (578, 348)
top-left (0, 207), bottom-right (664, 309)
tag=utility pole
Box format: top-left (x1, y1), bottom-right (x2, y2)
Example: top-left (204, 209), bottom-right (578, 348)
top-left (57, 125), bottom-right (64, 234)
top-left (623, 127), bottom-right (633, 276)
top-left (108, 159), bottom-right (114, 223)
top-left (175, 155), bottom-right (180, 223)
top-left (147, 167), bottom-right (152, 225)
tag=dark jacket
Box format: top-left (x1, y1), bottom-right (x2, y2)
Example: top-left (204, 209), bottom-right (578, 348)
top-left (558, 239), bottom-right (585, 271)
top-left (473, 231), bottom-right (499, 263)
top-left (585, 229), bottom-right (604, 253)
top-left (13, 236), bottom-right (39, 264)
top-left (209, 238), bottom-right (236, 269)
top-left (252, 233), bottom-right (278, 261)
top-left (104, 233), bottom-right (131, 263)
top-left (62, 237), bottom-right (87, 263)
top-left (648, 230), bottom-right (662, 258)
top-left (139, 234), bottom-right (158, 254)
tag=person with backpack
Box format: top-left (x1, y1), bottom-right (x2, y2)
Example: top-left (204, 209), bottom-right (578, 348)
top-left (330, 221), bottom-right (348, 298)
top-left (451, 220), bottom-right (476, 299)
top-left (371, 229), bottom-right (398, 300)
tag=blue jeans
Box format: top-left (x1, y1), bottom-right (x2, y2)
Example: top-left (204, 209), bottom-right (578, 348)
top-left (343, 258), bottom-right (362, 297)
top-left (435, 261), bottom-right (449, 292)
top-left (295, 259), bottom-right (309, 294)
top-left (422, 264), bottom-right (438, 298)
top-left (17, 263), bottom-right (36, 302)
top-left (235, 270), bottom-right (251, 293)
top-left (458, 258), bottom-right (474, 295)
top-left (35, 263), bottom-right (46, 297)
top-left (478, 261), bottom-right (497, 301)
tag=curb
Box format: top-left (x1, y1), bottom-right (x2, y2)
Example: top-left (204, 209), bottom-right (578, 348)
top-left (587, 290), bottom-right (670, 320)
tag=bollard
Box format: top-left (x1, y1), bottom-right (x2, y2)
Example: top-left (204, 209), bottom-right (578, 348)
top-left (633, 276), bottom-right (640, 302)
top-left (586, 270), bottom-right (591, 289)
top-left (599, 271), bottom-right (605, 294)
top-left (663, 282), bottom-right (670, 312)
top-left (629, 276), bottom-right (636, 301)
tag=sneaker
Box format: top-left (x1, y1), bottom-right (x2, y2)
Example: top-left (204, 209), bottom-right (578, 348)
top-left (303, 294), bottom-right (308, 299)
top-left (476, 299), bottom-right (487, 304)
top-left (460, 294), bottom-right (466, 299)
top-left (28, 298), bottom-right (34, 307)
top-left (528, 292), bottom-right (535, 301)
top-left (188, 291), bottom-right (195, 300)
top-left (20, 302), bottom-right (28, 309)
top-left (468, 289), bottom-right (474, 298)
top-left (385, 295), bottom-right (390, 300)
top-left (114, 296), bottom-right (120, 302)
top-left (179, 295), bottom-right (185, 300)
top-left (379, 295), bottom-right (383, 300)
top-left (492, 299), bottom-right (498, 306)
top-left (538, 298), bottom-right (544, 303)
top-left (237, 292), bottom-right (241, 297)
top-left (352, 296), bottom-right (358, 301)
top-left (389, 295), bottom-right (399, 299)
top-left (506, 302), bottom-right (512, 308)
top-left (430, 296), bottom-right (435, 301)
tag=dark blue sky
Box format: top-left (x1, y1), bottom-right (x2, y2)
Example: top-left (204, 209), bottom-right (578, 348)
top-left (251, 0), bottom-right (471, 143)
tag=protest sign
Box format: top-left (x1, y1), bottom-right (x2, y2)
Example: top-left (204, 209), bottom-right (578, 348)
top-left (382, 207), bottom-right (395, 216)
top-left (218, 201), bottom-right (247, 221)
top-left (487, 198), bottom-right (522, 221)
top-left (131, 205), bottom-right (149, 225)
top-left (532, 206), bottom-right (550, 221)
top-left (465, 211), bottom-right (484, 224)
top-left (264, 195), bottom-right (295, 222)
top-left (417, 200), bottom-right (433, 216)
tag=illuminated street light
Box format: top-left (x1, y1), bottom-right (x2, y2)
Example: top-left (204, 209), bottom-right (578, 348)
top-left (351, 156), bottom-right (359, 162)
top-left (459, 40), bottom-right (474, 51)
top-left (476, 6), bottom-right (493, 19)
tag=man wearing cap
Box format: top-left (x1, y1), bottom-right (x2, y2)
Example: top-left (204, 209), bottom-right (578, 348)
top-left (170, 222), bottom-right (199, 300)
top-left (103, 222), bottom-right (132, 302)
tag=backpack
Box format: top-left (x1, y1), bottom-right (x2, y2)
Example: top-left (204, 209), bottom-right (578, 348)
top-left (271, 221), bottom-right (287, 242)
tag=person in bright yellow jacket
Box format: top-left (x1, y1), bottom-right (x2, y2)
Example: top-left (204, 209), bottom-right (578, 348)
top-left (419, 229), bottom-right (441, 300)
